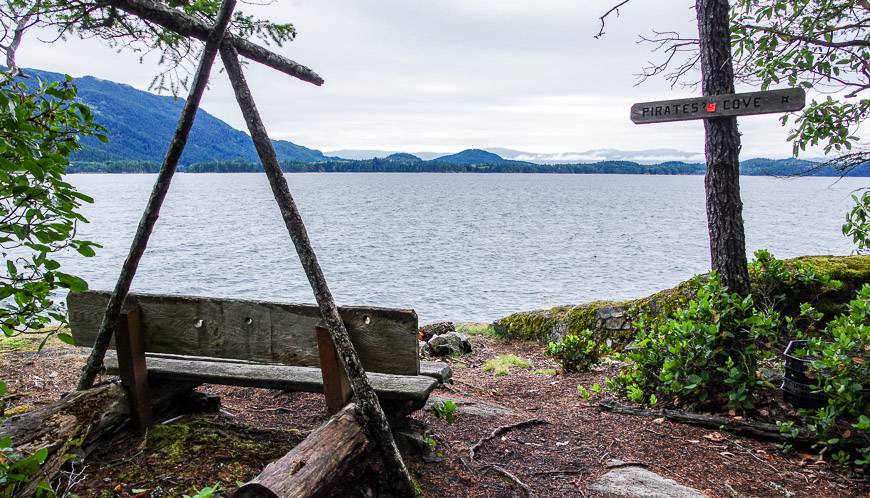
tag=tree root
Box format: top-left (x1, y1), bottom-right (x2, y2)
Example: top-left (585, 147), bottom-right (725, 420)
top-left (482, 464), bottom-right (534, 498)
top-left (468, 418), bottom-right (550, 461)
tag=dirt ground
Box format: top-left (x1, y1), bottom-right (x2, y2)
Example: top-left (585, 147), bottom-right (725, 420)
top-left (1, 334), bottom-right (868, 497)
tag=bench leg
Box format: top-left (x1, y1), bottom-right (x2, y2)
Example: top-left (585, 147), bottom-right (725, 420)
top-left (316, 325), bottom-right (352, 415)
top-left (115, 307), bottom-right (152, 432)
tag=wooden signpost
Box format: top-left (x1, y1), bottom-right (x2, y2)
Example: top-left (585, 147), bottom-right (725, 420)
top-left (631, 87), bottom-right (805, 124)
top-left (630, 79), bottom-right (806, 297)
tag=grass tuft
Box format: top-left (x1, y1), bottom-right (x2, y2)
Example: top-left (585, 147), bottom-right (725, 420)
top-left (483, 354), bottom-right (533, 376)
top-left (532, 368), bottom-right (557, 376)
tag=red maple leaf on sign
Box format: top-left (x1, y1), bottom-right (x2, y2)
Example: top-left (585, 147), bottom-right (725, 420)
top-left (706, 103), bottom-right (717, 112)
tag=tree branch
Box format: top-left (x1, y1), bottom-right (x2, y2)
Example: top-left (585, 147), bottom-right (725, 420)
top-left (99, 0), bottom-right (324, 85)
top-left (595, 0), bottom-right (631, 39)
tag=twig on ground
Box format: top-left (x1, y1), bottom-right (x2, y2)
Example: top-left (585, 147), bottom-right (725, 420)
top-left (533, 469), bottom-right (585, 476)
top-left (482, 464), bottom-right (534, 498)
top-left (249, 406), bottom-right (292, 413)
top-left (730, 439), bottom-right (780, 474)
top-left (606, 461), bottom-right (649, 469)
top-left (644, 427), bottom-right (684, 440)
top-left (469, 418), bottom-right (550, 461)
top-left (453, 379), bottom-right (492, 394)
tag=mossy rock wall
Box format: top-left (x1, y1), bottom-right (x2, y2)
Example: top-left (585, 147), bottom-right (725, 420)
top-left (492, 255), bottom-right (870, 345)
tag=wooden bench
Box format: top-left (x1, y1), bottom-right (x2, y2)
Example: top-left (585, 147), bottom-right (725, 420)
top-left (68, 291), bottom-right (451, 424)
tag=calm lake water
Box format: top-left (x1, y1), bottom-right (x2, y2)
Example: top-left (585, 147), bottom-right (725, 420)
top-left (59, 173), bottom-right (864, 323)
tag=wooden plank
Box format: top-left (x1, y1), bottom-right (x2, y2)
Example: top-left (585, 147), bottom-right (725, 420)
top-left (114, 307), bottom-right (151, 431)
top-left (68, 291), bottom-right (419, 375)
top-left (101, 355), bottom-right (439, 405)
top-left (630, 88), bottom-right (805, 124)
top-left (316, 325), bottom-right (352, 414)
top-left (234, 404), bottom-right (369, 498)
top-left (101, 351), bottom-right (452, 384)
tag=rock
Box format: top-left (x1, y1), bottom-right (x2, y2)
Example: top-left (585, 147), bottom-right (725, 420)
top-left (419, 321), bottom-right (455, 341)
top-left (591, 463), bottom-right (706, 498)
top-left (424, 395), bottom-right (516, 417)
top-left (425, 332), bottom-right (471, 356)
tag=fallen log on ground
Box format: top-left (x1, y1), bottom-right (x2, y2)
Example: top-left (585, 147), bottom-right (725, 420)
top-left (599, 400), bottom-right (822, 446)
top-left (0, 380), bottom-right (198, 496)
top-left (234, 403), bottom-right (370, 498)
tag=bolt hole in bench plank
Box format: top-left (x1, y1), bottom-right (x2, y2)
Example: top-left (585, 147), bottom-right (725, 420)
top-left (68, 291), bottom-right (450, 411)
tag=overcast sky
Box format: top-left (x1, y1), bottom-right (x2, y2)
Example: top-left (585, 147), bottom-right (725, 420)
top-left (18, 1), bottom-right (823, 158)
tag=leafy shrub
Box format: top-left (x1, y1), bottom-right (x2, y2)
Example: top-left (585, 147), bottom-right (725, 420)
top-left (610, 274), bottom-right (773, 411)
top-left (546, 329), bottom-right (609, 372)
top-left (749, 249), bottom-right (842, 344)
top-left (796, 285), bottom-right (870, 466)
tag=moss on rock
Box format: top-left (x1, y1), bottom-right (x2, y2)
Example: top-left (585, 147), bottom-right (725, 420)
top-left (110, 416), bottom-right (306, 495)
top-left (492, 255), bottom-right (870, 346)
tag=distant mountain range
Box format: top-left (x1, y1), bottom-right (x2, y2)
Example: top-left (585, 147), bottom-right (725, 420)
top-left (326, 147), bottom-right (708, 164)
top-left (18, 66), bottom-right (867, 175)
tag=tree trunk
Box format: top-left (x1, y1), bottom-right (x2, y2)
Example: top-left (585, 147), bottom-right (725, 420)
top-left (234, 404), bottom-right (369, 498)
top-left (696, 0), bottom-right (751, 296)
top-left (219, 45), bottom-right (418, 497)
top-left (77, 0), bottom-right (237, 390)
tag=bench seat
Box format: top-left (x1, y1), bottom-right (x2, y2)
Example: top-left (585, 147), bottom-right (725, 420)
top-left (102, 352), bottom-right (440, 408)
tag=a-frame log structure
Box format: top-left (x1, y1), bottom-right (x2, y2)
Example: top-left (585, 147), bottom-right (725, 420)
top-left (73, 0), bottom-right (417, 495)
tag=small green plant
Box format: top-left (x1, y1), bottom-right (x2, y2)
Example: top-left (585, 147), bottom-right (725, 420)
top-left (184, 485), bottom-right (221, 498)
top-left (577, 383), bottom-right (602, 400)
top-left (482, 354), bottom-right (532, 376)
top-left (432, 399), bottom-right (457, 424)
top-left (0, 381), bottom-right (54, 497)
top-left (546, 329), bottom-right (609, 372)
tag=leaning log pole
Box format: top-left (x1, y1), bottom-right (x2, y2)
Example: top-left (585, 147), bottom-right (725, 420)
top-left (77, 0), bottom-right (238, 390)
top-left (219, 44), bottom-right (418, 497)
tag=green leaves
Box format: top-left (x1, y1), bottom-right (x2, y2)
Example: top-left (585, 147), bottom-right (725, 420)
top-left (0, 72), bottom-right (98, 341)
top-left (843, 192), bottom-right (870, 255)
top-left (729, 0), bottom-right (870, 165)
top-left (546, 329), bottom-right (611, 372)
top-left (797, 286), bottom-right (870, 466)
top-left (432, 399), bottom-right (457, 425)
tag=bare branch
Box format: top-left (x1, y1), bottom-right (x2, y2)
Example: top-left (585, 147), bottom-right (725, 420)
top-left (595, 0), bottom-right (631, 39)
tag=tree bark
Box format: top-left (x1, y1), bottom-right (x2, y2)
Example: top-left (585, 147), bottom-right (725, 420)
top-left (77, 0), bottom-right (237, 390)
top-left (219, 44), bottom-right (418, 497)
top-left (696, 0), bottom-right (751, 296)
top-left (102, 0), bottom-right (323, 86)
top-left (234, 404), bottom-right (369, 498)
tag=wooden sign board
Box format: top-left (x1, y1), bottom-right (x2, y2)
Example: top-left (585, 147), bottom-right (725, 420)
top-left (630, 88), bottom-right (805, 124)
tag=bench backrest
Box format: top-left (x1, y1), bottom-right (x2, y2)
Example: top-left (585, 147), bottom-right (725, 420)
top-left (67, 291), bottom-right (420, 375)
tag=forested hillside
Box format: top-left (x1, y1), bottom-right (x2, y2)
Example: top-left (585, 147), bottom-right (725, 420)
top-left (21, 67), bottom-right (327, 164)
